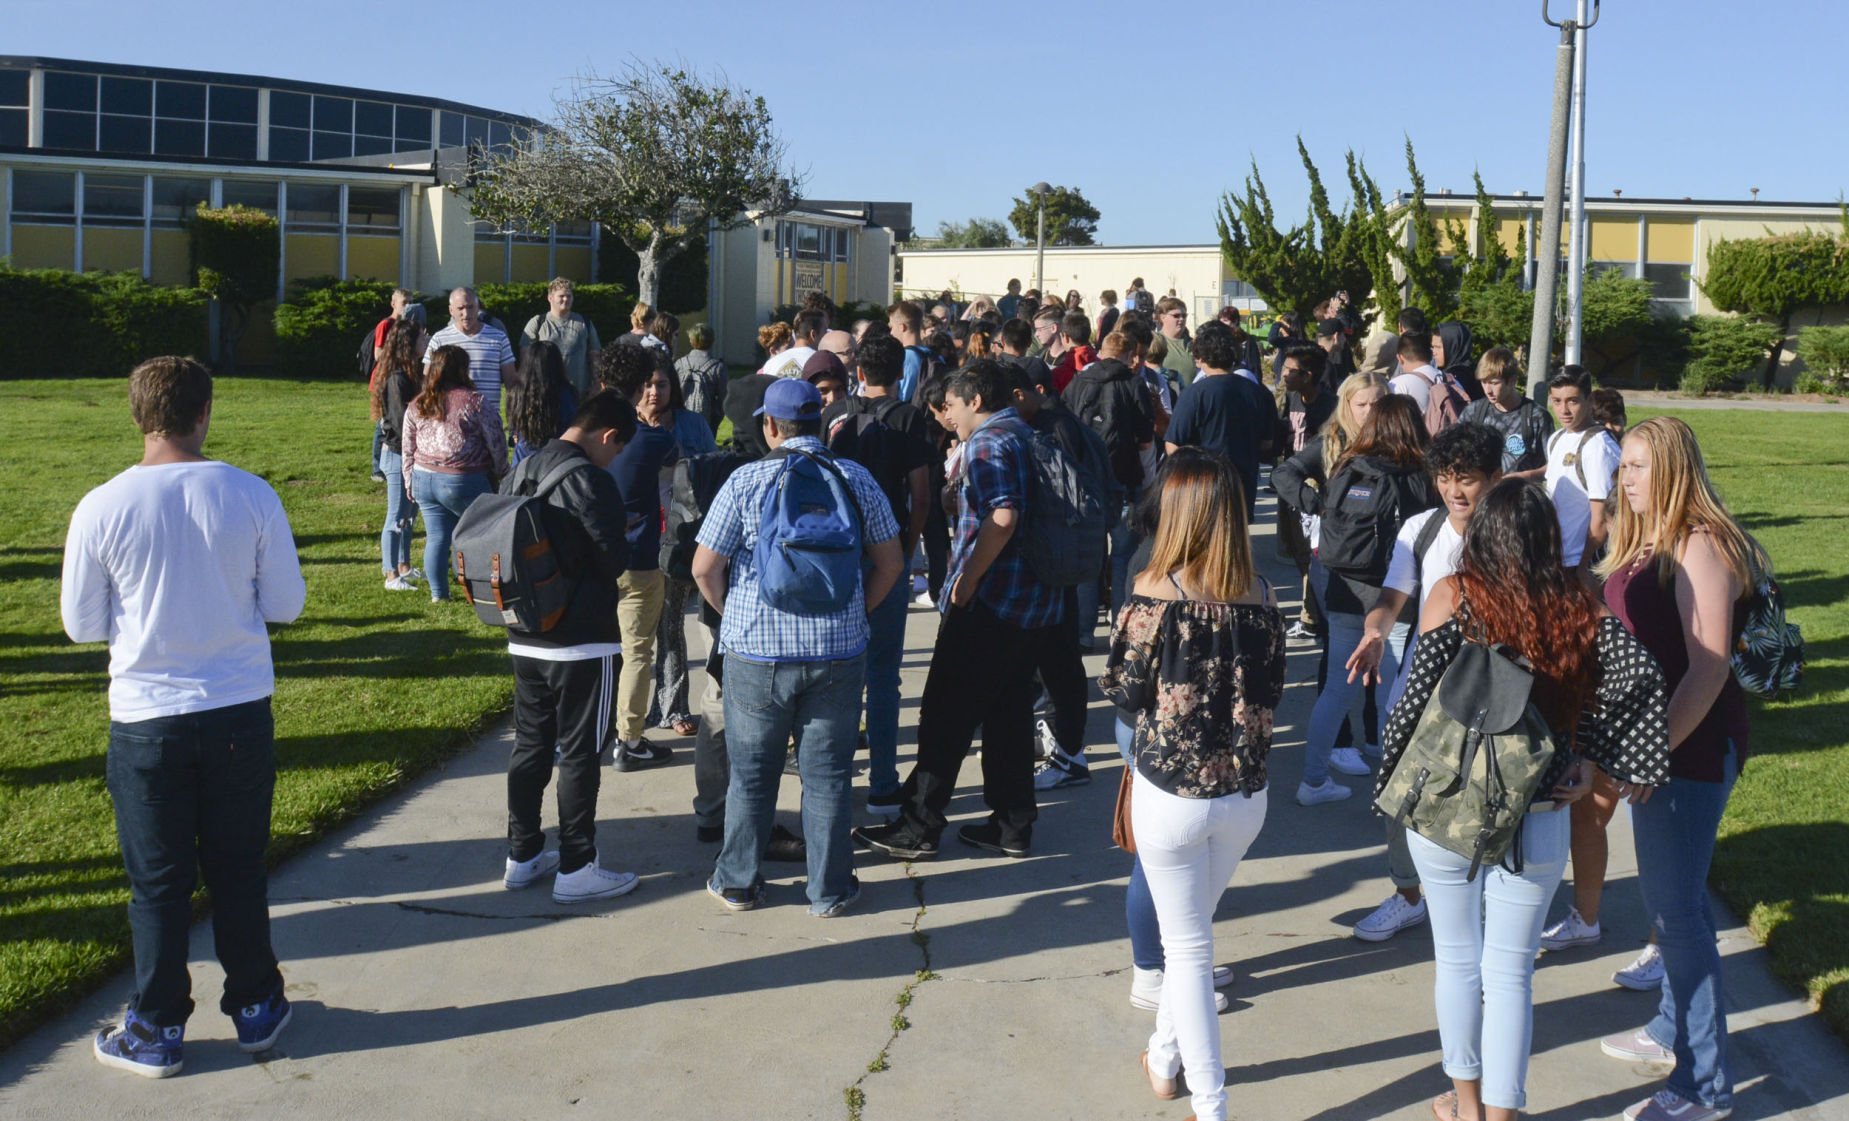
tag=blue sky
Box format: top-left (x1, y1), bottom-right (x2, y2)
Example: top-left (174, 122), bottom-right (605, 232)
top-left (13, 0), bottom-right (1846, 245)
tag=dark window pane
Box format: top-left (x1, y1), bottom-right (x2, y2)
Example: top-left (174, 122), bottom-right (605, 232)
top-left (221, 180), bottom-right (278, 214)
top-left (439, 111), bottom-right (463, 148)
top-left (312, 130), bottom-right (353, 161)
top-left (488, 121), bottom-right (510, 151)
top-left (42, 109), bottom-right (97, 151)
top-left (84, 174), bottom-right (145, 226)
top-left (269, 91), bottom-right (310, 128)
top-left (101, 76), bottom-right (152, 116)
top-left (154, 118), bottom-right (205, 157)
top-left (209, 84), bottom-right (258, 123)
top-left (44, 71), bottom-right (96, 111)
top-left (151, 177), bottom-right (211, 228)
top-left (313, 95), bottom-right (352, 133)
top-left (0, 69), bottom-right (29, 107)
top-left (287, 183), bottom-right (341, 227)
top-left (99, 113), bottom-right (153, 154)
top-left (1645, 263), bottom-right (1691, 300)
top-left (463, 115), bottom-right (487, 148)
top-left (395, 104), bottom-right (430, 144)
top-left (208, 122), bottom-right (258, 161)
top-left (155, 81), bottom-right (206, 120)
top-left (268, 126), bottom-right (309, 162)
top-left (351, 133), bottom-right (391, 157)
top-left (355, 100), bottom-right (392, 138)
top-left (0, 108), bottom-right (25, 147)
top-left (556, 219), bottom-right (592, 243)
top-left (347, 187), bottom-right (400, 229)
top-left (11, 170), bottom-right (76, 217)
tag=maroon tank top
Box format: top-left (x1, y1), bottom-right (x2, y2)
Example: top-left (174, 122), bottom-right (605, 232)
top-left (1604, 555), bottom-right (1749, 783)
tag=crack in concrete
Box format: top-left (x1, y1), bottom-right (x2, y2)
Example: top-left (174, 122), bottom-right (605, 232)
top-left (939, 966), bottom-right (1131, 984)
top-left (271, 894), bottom-right (607, 923)
top-left (843, 864), bottom-right (938, 1121)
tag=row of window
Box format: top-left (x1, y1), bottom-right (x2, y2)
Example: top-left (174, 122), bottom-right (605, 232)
top-left (776, 220), bottom-right (854, 263)
top-left (473, 217), bottom-right (594, 246)
top-left (9, 169), bottom-right (403, 233)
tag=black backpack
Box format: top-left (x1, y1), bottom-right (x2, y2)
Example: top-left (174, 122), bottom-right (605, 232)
top-left (1018, 430), bottom-right (1111, 587)
top-left (660, 451), bottom-right (757, 579)
top-left (825, 397), bottom-right (914, 524)
top-left (1318, 457), bottom-right (1434, 584)
top-left (452, 457), bottom-right (595, 633)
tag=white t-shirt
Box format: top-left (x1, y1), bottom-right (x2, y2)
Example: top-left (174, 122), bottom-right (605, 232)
top-left (1383, 508), bottom-right (1464, 607)
top-left (1545, 427), bottom-right (1621, 566)
top-left (61, 461), bottom-right (306, 722)
top-left (765, 345), bottom-right (816, 379)
top-left (1389, 364), bottom-right (1439, 411)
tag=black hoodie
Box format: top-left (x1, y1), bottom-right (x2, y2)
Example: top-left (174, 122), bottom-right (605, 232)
top-left (1437, 321), bottom-right (1481, 399)
top-left (1060, 357), bottom-right (1155, 492)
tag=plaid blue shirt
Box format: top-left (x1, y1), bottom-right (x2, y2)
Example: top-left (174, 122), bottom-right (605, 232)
top-left (947, 408), bottom-right (1062, 629)
top-left (698, 437), bottom-right (901, 662)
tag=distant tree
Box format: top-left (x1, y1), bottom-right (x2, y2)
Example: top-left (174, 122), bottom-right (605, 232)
top-left (936, 218), bottom-right (1012, 248)
top-left (1682, 314), bottom-right (1782, 395)
top-left (189, 203), bottom-right (279, 374)
top-left (1698, 228), bottom-right (1849, 387)
top-left (1449, 172), bottom-right (1532, 354)
top-left (1008, 186), bottom-right (1099, 246)
top-left (1577, 266), bottom-right (1657, 379)
top-left (466, 63), bottom-right (800, 306)
top-left (1393, 138), bottom-right (1461, 324)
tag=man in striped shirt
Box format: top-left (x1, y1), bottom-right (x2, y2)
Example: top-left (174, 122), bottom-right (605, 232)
top-left (426, 286), bottom-right (518, 415)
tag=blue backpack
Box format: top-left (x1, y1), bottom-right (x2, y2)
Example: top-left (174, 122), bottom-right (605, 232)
top-left (753, 447), bottom-right (866, 616)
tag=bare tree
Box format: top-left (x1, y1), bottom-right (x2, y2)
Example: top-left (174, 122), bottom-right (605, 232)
top-left (465, 63), bottom-right (800, 304)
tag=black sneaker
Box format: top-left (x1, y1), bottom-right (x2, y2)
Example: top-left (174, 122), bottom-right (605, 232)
top-left (695, 824), bottom-right (723, 844)
top-left (764, 823), bottom-right (807, 863)
top-left (853, 822), bottom-right (938, 861)
top-left (957, 822), bottom-right (1030, 859)
top-left (706, 877), bottom-right (764, 912)
top-left (613, 737), bottom-right (672, 772)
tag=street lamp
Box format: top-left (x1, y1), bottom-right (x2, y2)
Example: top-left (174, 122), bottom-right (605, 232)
top-left (1029, 182), bottom-right (1051, 298)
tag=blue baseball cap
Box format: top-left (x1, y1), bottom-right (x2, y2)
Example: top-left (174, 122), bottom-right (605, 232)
top-left (753, 377), bottom-right (824, 421)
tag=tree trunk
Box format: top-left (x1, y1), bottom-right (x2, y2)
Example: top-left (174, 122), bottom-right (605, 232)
top-left (634, 232), bottom-right (663, 307)
top-left (1762, 313), bottom-right (1790, 389)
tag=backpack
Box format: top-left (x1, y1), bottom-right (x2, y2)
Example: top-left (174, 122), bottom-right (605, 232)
top-left (1317, 458), bottom-right (1432, 584)
top-left (1423, 370), bottom-right (1470, 437)
top-left (1732, 547), bottom-right (1805, 698)
top-left (1547, 428), bottom-right (1617, 492)
top-left (907, 346), bottom-right (949, 411)
top-left (826, 397), bottom-right (913, 524)
top-left (356, 327), bottom-right (377, 379)
top-left (1018, 429), bottom-right (1111, 587)
top-left (753, 447), bottom-right (866, 616)
top-left (451, 457), bottom-right (595, 633)
top-left (660, 450), bottom-right (756, 579)
top-left (1374, 636), bottom-right (1560, 880)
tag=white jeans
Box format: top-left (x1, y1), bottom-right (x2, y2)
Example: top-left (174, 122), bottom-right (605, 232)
top-left (1132, 772), bottom-right (1268, 1121)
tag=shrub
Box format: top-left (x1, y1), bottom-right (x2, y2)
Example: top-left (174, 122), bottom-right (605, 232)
top-left (1795, 324), bottom-right (1849, 392)
top-left (0, 266), bottom-right (209, 379)
top-left (1794, 370), bottom-right (1836, 396)
top-left (1681, 315), bottom-right (1782, 395)
top-left (191, 204), bottom-right (280, 373)
top-left (476, 282), bottom-right (634, 344)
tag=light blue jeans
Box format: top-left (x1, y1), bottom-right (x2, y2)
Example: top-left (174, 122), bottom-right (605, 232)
top-left (1302, 596), bottom-right (1408, 784)
top-left (410, 468), bottom-right (491, 599)
top-left (379, 449), bottom-right (415, 574)
top-left (1632, 749), bottom-right (1738, 1111)
top-left (1118, 715), bottom-right (1162, 971)
top-left (714, 653), bottom-right (865, 913)
top-left (862, 584), bottom-right (908, 797)
top-left (1408, 806), bottom-right (1570, 1112)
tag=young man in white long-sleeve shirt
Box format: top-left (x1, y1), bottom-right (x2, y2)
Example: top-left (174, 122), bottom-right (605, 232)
top-left (62, 357), bottom-right (306, 1078)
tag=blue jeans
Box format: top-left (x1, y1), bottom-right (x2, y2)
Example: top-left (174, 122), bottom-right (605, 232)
top-left (715, 654), bottom-right (865, 912)
top-left (411, 468), bottom-right (491, 598)
top-left (380, 449), bottom-right (415, 574)
top-left (862, 586), bottom-right (908, 797)
top-left (1076, 502), bottom-right (1136, 643)
top-left (106, 698), bottom-right (284, 1027)
top-left (1119, 714), bottom-right (1163, 971)
top-left (1409, 807), bottom-right (1571, 1112)
top-left (1631, 749), bottom-right (1738, 1110)
top-left (1303, 601), bottom-right (1408, 784)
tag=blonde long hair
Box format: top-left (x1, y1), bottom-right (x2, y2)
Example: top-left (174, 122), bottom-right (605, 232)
top-left (1595, 416), bottom-right (1756, 588)
top-left (1320, 371), bottom-right (1388, 469)
top-left (1142, 448), bottom-right (1256, 602)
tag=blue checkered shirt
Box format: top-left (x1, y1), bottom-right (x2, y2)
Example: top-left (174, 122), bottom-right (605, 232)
top-left (947, 408), bottom-right (1062, 629)
top-left (697, 437), bottom-right (901, 662)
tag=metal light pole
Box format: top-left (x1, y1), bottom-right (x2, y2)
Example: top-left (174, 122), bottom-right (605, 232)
top-left (1563, 0), bottom-right (1600, 366)
top-left (1030, 181), bottom-right (1051, 297)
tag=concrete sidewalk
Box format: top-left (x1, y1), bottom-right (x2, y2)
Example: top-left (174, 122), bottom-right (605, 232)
top-left (4, 493), bottom-right (1845, 1121)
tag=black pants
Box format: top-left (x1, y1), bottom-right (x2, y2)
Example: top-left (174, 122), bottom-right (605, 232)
top-left (898, 601), bottom-right (1049, 844)
top-left (106, 698), bottom-right (282, 1027)
top-left (1036, 587), bottom-right (1089, 755)
top-left (510, 653), bottom-right (614, 874)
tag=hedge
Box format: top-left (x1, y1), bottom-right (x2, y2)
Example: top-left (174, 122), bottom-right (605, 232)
top-left (271, 279), bottom-right (637, 380)
top-left (0, 267), bottom-right (209, 379)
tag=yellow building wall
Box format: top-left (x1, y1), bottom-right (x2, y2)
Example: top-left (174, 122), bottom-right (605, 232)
top-left (347, 235), bottom-right (400, 281)
top-left (150, 229), bottom-right (192, 286)
top-left (1589, 218), bottom-right (1638, 262)
top-left (82, 227), bottom-right (143, 274)
top-left (509, 243), bottom-right (550, 283)
top-left (554, 246), bottom-right (592, 282)
top-left (284, 233), bottom-right (339, 284)
top-left (1496, 217), bottom-right (1528, 254)
top-left (1646, 220), bottom-right (1695, 264)
top-left (474, 242), bottom-right (507, 284)
top-left (11, 225), bottom-right (76, 270)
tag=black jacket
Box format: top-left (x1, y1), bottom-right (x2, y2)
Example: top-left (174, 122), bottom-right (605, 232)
top-left (503, 439), bottom-right (629, 650)
top-left (1061, 357), bottom-right (1155, 491)
top-left (1271, 442), bottom-right (1330, 517)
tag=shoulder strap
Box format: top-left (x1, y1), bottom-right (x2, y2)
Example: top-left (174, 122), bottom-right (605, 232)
top-left (529, 456), bottom-right (593, 500)
top-left (775, 445), bottom-right (868, 537)
top-left (1412, 511), bottom-right (1447, 572)
top-left (1166, 571), bottom-right (1190, 600)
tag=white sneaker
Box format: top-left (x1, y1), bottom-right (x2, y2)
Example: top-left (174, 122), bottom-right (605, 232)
top-left (1296, 778), bottom-right (1352, 806)
top-left (1353, 893), bottom-right (1428, 942)
top-left (1613, 943), bottom-right (1665, 991)
top-left (1361, 742), bottom-right (1384, 760)
top-left (402, 567), bottom-right (425, 584)
top-left (1128, 967), bottom-right (1231, 1012)
top-left (552, 860), bottom-right (640, 904)
top-left (1539, 906), bottom-right (1602, 951)
top-left (383, 574), bottom-right (417, 591)
top-left (503, 849), bottom-right (560, 890)
top-left (912, 590), bottom-right (936, 608)
top-left (1329, 747), bottom-right (1372, 776)
top-left (1033, 718), bottom-right (1058, 760)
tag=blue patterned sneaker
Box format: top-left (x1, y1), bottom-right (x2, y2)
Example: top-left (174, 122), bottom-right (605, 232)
top-left (233, 992), bottom-right (292, 1053)
top-left (94, 1012), bottom-right (183, 1077)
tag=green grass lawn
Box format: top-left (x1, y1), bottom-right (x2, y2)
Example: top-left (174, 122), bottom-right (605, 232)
top-left (0, 384), bottom-right (1843, 1049)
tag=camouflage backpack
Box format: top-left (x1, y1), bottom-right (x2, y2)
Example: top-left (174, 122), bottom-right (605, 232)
top-left (1375, 637), bottom-right (1560, 880)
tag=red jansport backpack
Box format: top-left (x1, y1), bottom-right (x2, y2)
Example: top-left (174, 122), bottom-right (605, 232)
top-left (1424, 370), bottom-right (1470, 437)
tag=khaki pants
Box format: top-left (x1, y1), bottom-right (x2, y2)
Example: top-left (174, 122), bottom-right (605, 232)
top-left (615, 568), bottom-right (665, 742)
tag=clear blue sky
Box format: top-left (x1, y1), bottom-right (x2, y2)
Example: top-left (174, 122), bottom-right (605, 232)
top-left (13, 0), bottom-right (1846, 245)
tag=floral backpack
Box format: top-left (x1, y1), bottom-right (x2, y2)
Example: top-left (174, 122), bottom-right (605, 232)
top-left (1733, 543), bottom-right (1805, 698)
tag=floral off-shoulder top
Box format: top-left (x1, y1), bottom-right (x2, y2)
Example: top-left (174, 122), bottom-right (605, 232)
top-left (1100, 592), bottom-right (1288, 799)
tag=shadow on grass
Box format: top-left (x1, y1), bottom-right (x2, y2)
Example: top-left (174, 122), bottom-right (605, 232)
top-left (1714, 821), bottom-right (1849, 1038)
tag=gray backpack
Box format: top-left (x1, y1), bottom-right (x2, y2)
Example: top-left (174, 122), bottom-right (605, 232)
top-left (1374, 638), bottom-right (1559, 880)
top-left (451, 457), bottom-right (593, 633)
top-left (1018, 429), bottom-right (1110, 588)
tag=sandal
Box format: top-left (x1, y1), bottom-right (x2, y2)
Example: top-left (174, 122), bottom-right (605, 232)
top-left (1140, 1050), bottom-right (1181, 1101)
top-left (1431, 1090), bottom-right (1482, 1121)
top-left (671, 717), bottom-right (699, 737)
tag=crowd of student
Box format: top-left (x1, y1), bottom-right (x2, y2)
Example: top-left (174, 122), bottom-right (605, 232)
top-left (60, 277), bottom-right (1780, 1121)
